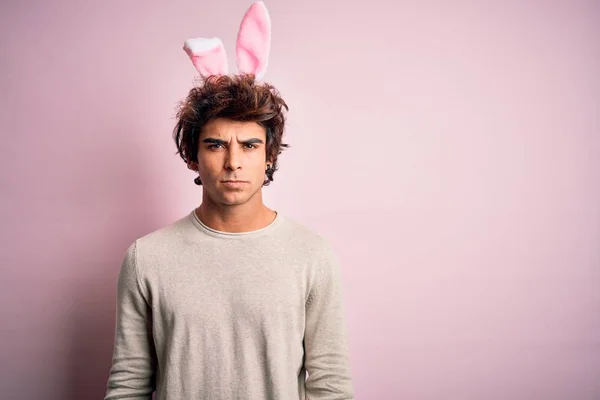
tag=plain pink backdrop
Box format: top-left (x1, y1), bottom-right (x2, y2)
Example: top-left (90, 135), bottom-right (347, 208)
top-left (1, 1), bottom-right (599, 399)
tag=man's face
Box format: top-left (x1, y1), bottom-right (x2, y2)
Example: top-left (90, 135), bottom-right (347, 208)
top-left (194, 117), bottom-right (269, 206)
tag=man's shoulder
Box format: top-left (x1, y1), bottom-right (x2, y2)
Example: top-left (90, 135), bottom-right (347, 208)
top-left (131, 212), bottom-right (194, 253)
top-left (279, 214), bottom-right (337, 256)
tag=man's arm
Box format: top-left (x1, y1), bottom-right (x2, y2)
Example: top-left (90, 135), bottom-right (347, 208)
top-left (105, 241), bottom-right (157, 400)
top-left (304, 245), bottom-right (354, 399)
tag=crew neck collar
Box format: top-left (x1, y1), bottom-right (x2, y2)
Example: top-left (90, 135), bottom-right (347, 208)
top-left (189, 209), bottom-right (283, 239)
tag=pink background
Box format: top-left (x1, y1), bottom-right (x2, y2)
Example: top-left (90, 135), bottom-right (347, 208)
top-left (1, 1), bottom-right (599, 399)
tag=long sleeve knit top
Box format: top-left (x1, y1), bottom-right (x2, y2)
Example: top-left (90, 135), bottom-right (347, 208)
top-left (104, 210), bottom-right (354, 399)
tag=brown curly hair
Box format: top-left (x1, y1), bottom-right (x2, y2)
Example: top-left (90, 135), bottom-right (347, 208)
top-left (173, 74), bottom-right (289, 186)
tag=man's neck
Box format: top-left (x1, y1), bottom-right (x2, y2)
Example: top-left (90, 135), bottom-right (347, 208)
top-left (195, 202), bottom-right (277, 234)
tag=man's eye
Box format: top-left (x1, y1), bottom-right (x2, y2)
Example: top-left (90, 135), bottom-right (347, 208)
top-left (208, 144), bottom-right (223, 149)
top-left (245, 144), bottom-right (257, 149)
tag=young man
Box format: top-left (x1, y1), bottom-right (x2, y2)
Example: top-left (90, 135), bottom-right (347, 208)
top-left (104, 2), bottom-right (353, 399)
top-left (104, 73), bottom-right (354, 399)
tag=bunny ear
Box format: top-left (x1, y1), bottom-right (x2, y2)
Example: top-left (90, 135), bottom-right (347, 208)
top-left (236, 1), bottom-right (271, 79)
top-left (183, 37), bottom-right (229, 77)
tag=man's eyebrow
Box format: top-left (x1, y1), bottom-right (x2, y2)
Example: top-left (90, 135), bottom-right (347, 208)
top-left (241, 138), bottom-right (264, 145)
top-left (202, 138), bottom-right (227, 144)
top-left (201, 137), bottom-right (264, 145)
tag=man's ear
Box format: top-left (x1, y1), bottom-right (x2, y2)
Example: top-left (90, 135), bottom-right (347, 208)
top-left (187, 162), bottom-right (198, 171)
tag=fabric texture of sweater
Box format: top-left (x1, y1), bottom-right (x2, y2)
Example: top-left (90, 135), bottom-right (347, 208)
top-left (104, 209), bottom-right (354, 399)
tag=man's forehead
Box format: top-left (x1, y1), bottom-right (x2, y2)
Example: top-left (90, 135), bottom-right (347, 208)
top-left (200, 119), bottom-right (266, 139)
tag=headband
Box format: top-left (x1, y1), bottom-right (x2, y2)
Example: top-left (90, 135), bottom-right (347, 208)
top-left (183, 1), bottom-right (272, 80)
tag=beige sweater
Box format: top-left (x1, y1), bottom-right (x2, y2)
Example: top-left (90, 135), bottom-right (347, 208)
top-left (104, 210), bottom-right (354, 399)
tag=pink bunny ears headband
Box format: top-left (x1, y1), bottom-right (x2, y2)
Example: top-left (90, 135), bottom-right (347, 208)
top-left (183, 1), bottom-right (271, 80)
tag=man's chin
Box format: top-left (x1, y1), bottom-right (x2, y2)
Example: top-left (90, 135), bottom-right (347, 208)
top-left (204, 184), bottom-right (260, 206)
top-left (216, 192), bottom-right (251, 206)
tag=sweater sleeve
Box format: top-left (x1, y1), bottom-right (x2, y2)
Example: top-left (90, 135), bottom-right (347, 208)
top-left (105, 241), bottom-right (157, 400)
top-left (304, 245), bottom-right (354, 399)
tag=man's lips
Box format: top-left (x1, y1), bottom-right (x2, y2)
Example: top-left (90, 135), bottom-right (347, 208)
top-left (221, 180), bottom-right (249, 187)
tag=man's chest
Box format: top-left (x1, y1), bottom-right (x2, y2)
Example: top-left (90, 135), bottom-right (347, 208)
top-left (148, 250), bottom-right (310, 332)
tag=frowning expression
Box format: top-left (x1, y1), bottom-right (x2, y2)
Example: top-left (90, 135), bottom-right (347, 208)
top-left (195, 117), bottom-right (270, 206)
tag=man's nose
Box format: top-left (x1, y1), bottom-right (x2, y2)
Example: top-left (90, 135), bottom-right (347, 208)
top-left (225, 147), bottom-right (242, 170)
